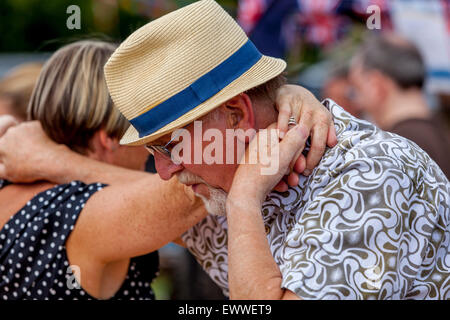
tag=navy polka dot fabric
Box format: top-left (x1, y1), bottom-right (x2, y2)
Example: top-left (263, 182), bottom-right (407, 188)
top-left (0, 180), bottom-right (159, 300)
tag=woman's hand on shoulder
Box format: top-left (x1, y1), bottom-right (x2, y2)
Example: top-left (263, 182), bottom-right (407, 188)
top-left (228, 122), bottom-right (310, 207)
top-left (274, 85), bottom-right (338, 192)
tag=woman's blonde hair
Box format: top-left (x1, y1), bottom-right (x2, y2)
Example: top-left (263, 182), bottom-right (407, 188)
top-left (28, 40), bottom-right (129, 153)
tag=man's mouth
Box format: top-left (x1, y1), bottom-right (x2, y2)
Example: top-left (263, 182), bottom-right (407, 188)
top-left (179, 181), bottom-right (201, 192)
top-left (182, 181), bottom-right (200, 187)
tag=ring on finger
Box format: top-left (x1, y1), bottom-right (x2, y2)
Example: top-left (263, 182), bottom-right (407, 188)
top-left (288, 116), bottom-right (297, 127)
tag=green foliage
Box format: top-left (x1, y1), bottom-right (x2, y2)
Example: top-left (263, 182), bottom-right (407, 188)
top-left (0, 0), bottom-right (93, 51)
top-left (0, 0), bottom-right (211, 52)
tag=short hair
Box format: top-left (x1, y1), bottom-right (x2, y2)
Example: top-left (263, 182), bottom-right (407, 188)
top-left (28, 40), bottom-right (130, 153)
top-left (202, 73), bottom-right (287, 122)
top-left (0, 63), bottom-right (43, 120)
top-left (355, 34), bottom-right (426, 90)
top-left (245, 73), bottom-right (287, 104)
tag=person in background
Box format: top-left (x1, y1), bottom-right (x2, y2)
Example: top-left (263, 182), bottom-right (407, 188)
top-left (322, 63), bottom-right (362, 118)
top-left (349, 33), bottom-right (450, 178)
top-left (437, 93), bottom-right (450, 146)
top-left (0, 63), bottom-right (42, 122)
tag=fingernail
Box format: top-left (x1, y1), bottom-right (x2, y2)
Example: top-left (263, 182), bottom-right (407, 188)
top-left (303, 169), bottom-right (311, 176)
top-left (279, 131), bottom-right (285, 139)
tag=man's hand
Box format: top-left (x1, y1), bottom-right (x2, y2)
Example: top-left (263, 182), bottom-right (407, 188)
top-left (0, 115), bottom-right (18, 137)
top-left (226, 123), bottom-right (306, 300)
top-left (230, 123), bottom-right (310, 205)
top-left (274, 84), bottom-right (338, 192)
top-left (0, 121), bottom-right (66, 183)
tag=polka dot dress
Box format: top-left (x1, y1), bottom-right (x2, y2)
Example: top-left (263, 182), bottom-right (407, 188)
top-left (0, 180), bottom-right (159, 300)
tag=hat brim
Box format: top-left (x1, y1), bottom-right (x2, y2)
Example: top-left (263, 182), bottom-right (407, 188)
top-left (119, 55), bottom-right (287, 146)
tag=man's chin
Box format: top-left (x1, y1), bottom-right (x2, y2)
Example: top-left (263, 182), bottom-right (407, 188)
top-left (193, 185), bottom-right (228, 217)
top-left (191, 183), bottom-right (210, 198)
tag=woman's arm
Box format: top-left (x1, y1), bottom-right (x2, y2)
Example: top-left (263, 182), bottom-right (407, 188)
top-left (0, 85), bottom-right (336, 186)
top-left (0, 121), bottom-right (149, 185)
top-left (69, 175), bottom-right (207, 264)
top-left (226, 123), bottom-right (308, 300)
top-left (0, 122), bottom-right (201, 259)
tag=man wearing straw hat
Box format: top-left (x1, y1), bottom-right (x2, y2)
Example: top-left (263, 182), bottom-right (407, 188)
top-left (99, 0), bottom-right (450, 299)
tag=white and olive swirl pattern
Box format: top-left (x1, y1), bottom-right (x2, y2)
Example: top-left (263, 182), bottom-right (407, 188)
top-left (181, 99), bottom-right (450, 299)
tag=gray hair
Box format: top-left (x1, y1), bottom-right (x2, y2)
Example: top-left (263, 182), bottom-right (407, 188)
top-left (354, 34), bottom-right (426, 90)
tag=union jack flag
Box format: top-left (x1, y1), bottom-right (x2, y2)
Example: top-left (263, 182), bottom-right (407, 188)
top-left (442, 0), bottom-right (450, 32)
top-left (237, 0), bottom-right (268, 33)
top-left (296, 0), bottom-right (347, 46)
top-left (351, 0), bottom-right (390, 14)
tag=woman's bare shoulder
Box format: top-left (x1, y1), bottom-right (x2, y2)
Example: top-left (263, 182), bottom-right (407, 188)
top-left (0, 181), bottom-right (56, 229)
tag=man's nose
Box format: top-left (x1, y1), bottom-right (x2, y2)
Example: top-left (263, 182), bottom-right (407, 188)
top-left (154, 152), bottom-right (184, 180)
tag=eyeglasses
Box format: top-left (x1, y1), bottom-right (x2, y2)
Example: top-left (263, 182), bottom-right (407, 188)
top-left (145, 130), bottom-right (184, 159)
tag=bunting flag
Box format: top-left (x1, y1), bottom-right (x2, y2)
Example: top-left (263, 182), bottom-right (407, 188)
top-left (296, 0), bottom-right (347, 46)
top-left (238, 0), bottom-right (298, 58)
top-left (297, 0), bottom-right (341, 14)
top-left (443, 0), bottom-right (450, 32)
top-left (237, 0), bottom-right (268, 33)
top-left (352, 0), bottom-right (390, 14)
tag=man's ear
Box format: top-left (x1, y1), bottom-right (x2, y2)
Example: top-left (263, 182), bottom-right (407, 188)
top-left (224, 93), bottom-right (256, 142)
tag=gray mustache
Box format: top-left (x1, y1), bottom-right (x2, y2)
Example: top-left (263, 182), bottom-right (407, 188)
top-left (176, 171), bottom-right (208, 185)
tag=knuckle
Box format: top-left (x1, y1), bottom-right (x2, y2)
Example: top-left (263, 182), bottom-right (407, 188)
top-left (302, 109), bottom-right (314, 119)
top-left (317, 120), bottom-right (330, 129)
top-left (317, 113), bottom-right (331, 123)
top-left (293, 95), bottom-right (304, 107)
top-left (279, 107), bottom-right (291, 115)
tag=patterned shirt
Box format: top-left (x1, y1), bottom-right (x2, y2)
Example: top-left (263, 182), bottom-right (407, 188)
top-left (181, 99), bottom-right (450, 300)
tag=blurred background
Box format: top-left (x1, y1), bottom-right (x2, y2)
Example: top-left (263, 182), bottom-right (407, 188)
top-left (0, 0), bottom-right (449, 299)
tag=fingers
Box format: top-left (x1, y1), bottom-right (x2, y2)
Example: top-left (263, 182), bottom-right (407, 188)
top-left (277, 105), bottom-right (291, 139)
top-left (288, 147), bottom-right (304, 173)
top-left (327, 124), bottom-right (338, 147)
top-left (287, 172), bottom-right (299, 187)
top-left (304, 123), bottom-right (328, 176)
top-left (0, 115), bottom-right (18, 137)
top-left (273, 180), bottom-right (289, 193)
top-left (293, 154), bottom-right (306, 173)
top-left (279, 124), bottom-right (309, 171)
top-left (276, 94), bottom-right (304, 139)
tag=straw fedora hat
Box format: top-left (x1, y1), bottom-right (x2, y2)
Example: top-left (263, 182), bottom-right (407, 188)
top-left (104, 0), bottom-right (286, 146)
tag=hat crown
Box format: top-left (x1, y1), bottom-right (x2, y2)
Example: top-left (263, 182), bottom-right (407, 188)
top-left (104, 0), bottom-right (248, 120)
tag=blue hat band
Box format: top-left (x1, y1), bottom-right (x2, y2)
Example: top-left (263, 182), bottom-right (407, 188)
top-left (130, 40), bottom-right (263, 138)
